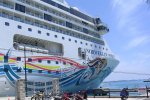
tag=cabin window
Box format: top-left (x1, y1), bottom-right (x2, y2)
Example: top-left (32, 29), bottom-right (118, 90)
top-left (5, 22), bottom-right (9, 26)
top-left (47, 60), bottom-right (51, 64)
top-left (46, 82), bottom-right (52, 86)
top-left (78, 48), bottom-right (86, 60)
top-left (28, 58), bottom-right (32, 62)
top-left (75, 40), bottom-right (77, 43)
top-left (62, 37), bottom-right (65, 40)
top-left (38, 59), bottom-right (42, 63)
top-left (17, 57), bottom-right (21, 61)
top-left (44, 13), bottom-right (52, 21)
top-left (66, 21), bottom-right (73, 28)
top-left (38, 30), bottom-right (41, 34)
top-left (18, 25), bottom-right (22, 29)
top-left (56, 61), bottom-right (59, 64)
top-left (17, 68), bottom-right (21, 72)
top-left (54, 35), bottom-right (57, 38)
top-left (83, 28), bottom-right (89, 34)
top-left (47, 33), bottom-right (50, 36)
top-left (15, 3), bottom-right (25, 13)
top-left (38, 70), bottom-right (42, 73)
top-left (82, 53), bottom-right (86, 60)
top-left (28, 28), bottom-right (32, 32)
top-left (28, 69), bottom-right (32, 73)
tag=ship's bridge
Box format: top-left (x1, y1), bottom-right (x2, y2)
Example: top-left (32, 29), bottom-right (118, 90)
top-left (94, 18), bottom-right (109, 35)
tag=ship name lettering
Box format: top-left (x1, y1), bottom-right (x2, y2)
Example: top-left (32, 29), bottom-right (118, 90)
top-left (85, 49), bottom-right (105, 56)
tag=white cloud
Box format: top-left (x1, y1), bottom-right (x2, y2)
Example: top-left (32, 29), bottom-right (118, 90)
top-left (126, 35), bottom-right (150, 49)
top-left (105, 53), bottom-right (150, 81)
top-left (104, 0), bottom-right (150, 81)
top-left (112, 0), bottom-right (150, 48)
top-left (112, 0), bottom-right (144, 31)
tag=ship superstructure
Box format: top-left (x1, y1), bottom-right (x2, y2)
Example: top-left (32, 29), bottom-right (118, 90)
top-left (0, 0), bottom-right (119, 96)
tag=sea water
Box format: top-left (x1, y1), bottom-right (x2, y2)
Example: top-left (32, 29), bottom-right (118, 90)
top-left (100, 79), bottom-right (150, 96)
top-left (101, 79), bottom-right (150, 89)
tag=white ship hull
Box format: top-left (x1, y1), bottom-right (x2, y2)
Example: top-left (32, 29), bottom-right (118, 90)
top-left (0, 0), bottom-right (119, 96)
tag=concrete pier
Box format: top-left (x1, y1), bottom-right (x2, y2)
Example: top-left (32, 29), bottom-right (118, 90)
top-left (0, 97), bottom-right (150, 100)
top-left (15, 79), bottom-right (25, 100)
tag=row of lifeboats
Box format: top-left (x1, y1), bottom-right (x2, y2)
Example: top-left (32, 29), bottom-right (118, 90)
top-left (14, 43), bottom-right (49, 54)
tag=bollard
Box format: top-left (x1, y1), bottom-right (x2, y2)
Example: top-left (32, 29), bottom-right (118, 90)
top-left (52, 78), bottom-right (60, 96)
top-left (15, 79), bottom-right (25, 100)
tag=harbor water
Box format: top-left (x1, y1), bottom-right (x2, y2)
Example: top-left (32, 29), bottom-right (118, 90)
top-left (100, 79), bottom-right (150, 96)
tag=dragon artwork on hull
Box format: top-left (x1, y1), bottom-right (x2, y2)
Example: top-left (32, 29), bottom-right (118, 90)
top-left (0, 51), bottom-right (109, 93)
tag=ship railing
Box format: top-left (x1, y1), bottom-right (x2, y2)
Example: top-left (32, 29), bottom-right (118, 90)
top-left (16, 0), bottom-right (98, 33)
top-left (91, 88), bottom-right (149, 98)
top-left (0, 8), bottom-right (103, 44)
top-left (0, 1), bottom-right (14, 9)
top-left (5, 0), bottom-right (98, 35)
top-left (25, 81), bottom-right (53, 97)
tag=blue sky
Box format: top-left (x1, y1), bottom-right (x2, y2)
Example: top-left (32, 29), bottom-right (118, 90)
top-left (66, 0), bottom-right (150, 81)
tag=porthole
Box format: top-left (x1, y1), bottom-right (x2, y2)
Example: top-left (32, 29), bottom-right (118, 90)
top-left (56, 61), bottom-right (59, 64)
top-left (28, 28), bottom-right (32, 32)
top-left (18, 25), bottom-right (22, 29)
top-left (62, 37), bottom-right (65, 40)
top-left (5, 22), bottom-right (9, 26)
top-left (38, 30), bottom-right (41, 34)
top-left (38, 59), bottom-right (42, 63)
top-left (47, 33), bottom-right (50, 36)
top-left (55, 35), bottom-right (57, 38)
top-left (47, 60), bottom-right (51, 64)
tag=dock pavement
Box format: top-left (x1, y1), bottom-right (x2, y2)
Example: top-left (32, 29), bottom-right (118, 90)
top-left (0, 97), bottom-right (150, 100)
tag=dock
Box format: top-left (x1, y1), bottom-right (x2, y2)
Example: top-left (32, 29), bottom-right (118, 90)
top-left (1, 79), bottom-right (149, 100)
top-left (0, 97), bottom-right (150, 100)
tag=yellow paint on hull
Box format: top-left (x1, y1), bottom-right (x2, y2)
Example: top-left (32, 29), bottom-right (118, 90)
top-left (0, 57), bottom-right (3, 62)
top-left (25, 64), bottom-right (60, 70)
top-left (35, 64), bottom-right (60, 70)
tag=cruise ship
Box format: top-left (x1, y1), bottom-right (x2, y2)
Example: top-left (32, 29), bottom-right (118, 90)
top-left (0, 0), bottom-right (119, 96)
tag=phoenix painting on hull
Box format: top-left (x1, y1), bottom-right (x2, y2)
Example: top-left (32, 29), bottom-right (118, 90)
top-left (0, 0), bottom-right (119, 96)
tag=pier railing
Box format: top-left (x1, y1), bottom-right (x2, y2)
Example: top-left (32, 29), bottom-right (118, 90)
top-left (90, 88), bottom-right (150, 98)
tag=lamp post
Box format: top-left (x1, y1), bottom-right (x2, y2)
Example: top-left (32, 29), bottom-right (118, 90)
top-left (24, 46), bottom-right (27, 97)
